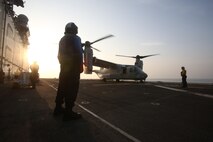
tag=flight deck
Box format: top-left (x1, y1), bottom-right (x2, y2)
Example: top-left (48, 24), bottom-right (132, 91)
top-left (0, 79), bottom-right (213, 142)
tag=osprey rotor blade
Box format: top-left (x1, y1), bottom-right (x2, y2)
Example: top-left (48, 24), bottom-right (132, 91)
top-left (116, 54), bottom-right (159, 59)
top-left (91, 46), bottom-right (101, 52)
top-left (81, 43), bottom-right (85, 47)
top-left (90, 34), bottom-right (114, 45)
top-left (139, 54), bottom-right (159, 59)
top-left (116, 55), bottom-right (135, 58)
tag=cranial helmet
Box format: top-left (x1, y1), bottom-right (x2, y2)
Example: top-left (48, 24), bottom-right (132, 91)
top-left (65, 22), bottom-right (78, 34)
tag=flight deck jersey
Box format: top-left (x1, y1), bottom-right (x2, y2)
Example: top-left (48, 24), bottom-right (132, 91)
top-left (58, 34), bottom-right (83, 73)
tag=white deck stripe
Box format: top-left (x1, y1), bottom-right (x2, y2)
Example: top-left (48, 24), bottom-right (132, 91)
top-left (155, 85), bottom-right (213, 99)
top-left (77, 104), bottom-right (141, 142)
top-left (43, 80), bottom-right (142, 142)
top-left (154, 85), bottom-right (188, 93)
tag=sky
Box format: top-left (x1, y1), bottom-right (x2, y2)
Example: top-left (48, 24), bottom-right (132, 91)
top-left (14, 0), bottom-right (213, 79)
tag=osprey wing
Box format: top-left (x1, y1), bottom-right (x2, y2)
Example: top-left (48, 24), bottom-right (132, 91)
top-left (93, 57), bottom-right (118, 69)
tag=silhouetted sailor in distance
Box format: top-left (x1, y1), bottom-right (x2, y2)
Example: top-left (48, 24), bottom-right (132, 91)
top-left (181, 66), bottom-right (188, 88)
top-left (30, 61), bottom-right (39, 89)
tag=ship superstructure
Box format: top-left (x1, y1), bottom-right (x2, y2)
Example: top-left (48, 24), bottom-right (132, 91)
top-left (0, 0), bottom-right (29, 82)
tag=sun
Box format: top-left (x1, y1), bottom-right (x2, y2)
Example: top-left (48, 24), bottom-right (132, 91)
top-left (28, 39), bottom-right (60, 78)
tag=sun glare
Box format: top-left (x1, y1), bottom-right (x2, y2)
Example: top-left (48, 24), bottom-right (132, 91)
top-left (28, 39), bottom-right (60, 78)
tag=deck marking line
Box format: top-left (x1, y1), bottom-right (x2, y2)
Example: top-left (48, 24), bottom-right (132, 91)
top-left (155, 85), bottom-right (213, 99)
top-left (77, 104), bottom-right (141, 142)
top-left (155, 85), bottom-right (188, 92)
top-left (43, 80), bottom-right (142, 142)
top-left (192, 92), bottom-right (213, 99)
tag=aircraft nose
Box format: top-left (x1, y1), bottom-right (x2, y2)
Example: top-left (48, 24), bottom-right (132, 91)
top-left (144, 73), bottom-right (148, 79)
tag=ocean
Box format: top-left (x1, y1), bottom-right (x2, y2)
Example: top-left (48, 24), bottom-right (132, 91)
top-left (147, 78), bottom-right (213, 84)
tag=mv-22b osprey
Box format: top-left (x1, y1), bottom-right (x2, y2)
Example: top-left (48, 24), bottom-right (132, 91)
top-left (82, 35), bottom-right (158, 82)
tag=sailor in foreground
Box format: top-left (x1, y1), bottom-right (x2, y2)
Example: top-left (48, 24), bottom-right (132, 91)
top-left (54, 22), bottom-right (83, 121)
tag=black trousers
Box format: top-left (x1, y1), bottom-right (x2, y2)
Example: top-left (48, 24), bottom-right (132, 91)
top-left (55, 68), bottom-right (80, 110)
top-left (182, 76), bottom-right (187, 88)
top-left (30, 72), bottom-right (38, 88)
